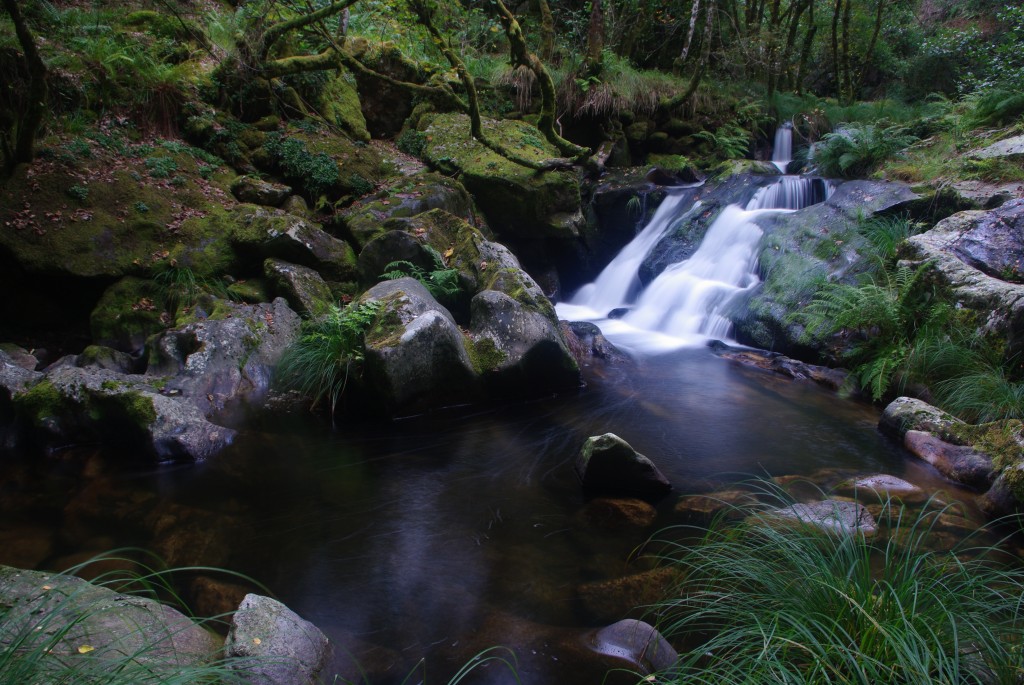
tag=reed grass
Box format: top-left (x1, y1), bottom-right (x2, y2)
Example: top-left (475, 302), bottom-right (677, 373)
top-left (645, 482), bottom-right (1024, 684)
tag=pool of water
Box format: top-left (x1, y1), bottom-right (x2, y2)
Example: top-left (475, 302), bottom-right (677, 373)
top-left (0, 347), bottom-right (982, 684)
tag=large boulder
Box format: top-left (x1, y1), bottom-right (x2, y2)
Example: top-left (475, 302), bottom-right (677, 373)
top-left (900, 198), bottom-right (1024, 358)
top-left (225, 594), bottom-right (330, 685)
top-left (768, 500), bottom-right (878, 537)
top-left (585, 619), bottom-right (679, 676)
top-left (360, 278), bottom-right (477, 412)
top-left (420, 113), bottom-right (583, 243)
top-left (575, 433), bottom-right (672, 502)
top-left (904, 430), bottom-right (994, 490)
top-left (263, 258), bottom-right (334, 316)
top-left (0, 565), bottom-right (221, 678)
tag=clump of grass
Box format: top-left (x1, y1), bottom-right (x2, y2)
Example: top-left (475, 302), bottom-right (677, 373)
top-left (274, 300), bottom-right (383, 416)
top-left (647, 484), bottom-right (1024, 684)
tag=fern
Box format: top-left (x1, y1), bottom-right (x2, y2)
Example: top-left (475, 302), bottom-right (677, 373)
top-left (380, 246), bottom-right (461, 300)
top-left (814, 124), bottom-right (918, 178)
top-left (274, 300), bottom-right (382, 416)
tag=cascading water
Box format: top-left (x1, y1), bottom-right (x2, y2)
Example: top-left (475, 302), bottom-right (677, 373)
top-left (772, 122), bottom-right (793, 173)
top-left (557, 126), bottom-right (836, 353)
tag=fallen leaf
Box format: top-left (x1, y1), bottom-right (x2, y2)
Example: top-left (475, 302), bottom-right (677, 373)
top-left (253, 638), bottom-right (262, 645)
top-left (78, 645), bottom-right (95, 654)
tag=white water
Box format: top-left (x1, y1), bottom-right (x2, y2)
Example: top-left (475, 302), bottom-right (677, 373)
top-left (772, 123), bottom-right (793, 174)
top-left (557, 127), bottom-right (838, 354)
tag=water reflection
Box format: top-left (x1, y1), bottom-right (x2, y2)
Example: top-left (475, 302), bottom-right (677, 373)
top-left (0, 347), bottom-right (988, 684)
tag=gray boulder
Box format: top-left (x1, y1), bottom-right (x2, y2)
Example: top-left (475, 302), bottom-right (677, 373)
top-left (361, 278), bottom-right (477, 411)
top-left (230, 207), bottom-right (359, 282)
top-left (900, 199), bottom-right (1024, 357)
top-left (0, 565), bottom-right (221, 678)
top-left (575, 433), bottom-right (672, 502)
top-left (263, 258), bottom-right (334, 316)
top-left (969, 134), bottom-right (1024, 162)
top-left (586, 619), bottom-right (678, 676)
top-left (879, 396), bottom-right (963, 439)
top-left (225, 594), bottom-right (330, 685)
top-left (768, 500), bottom-right (878, 536)
top-left (231, 176), bottom-right (292, 207)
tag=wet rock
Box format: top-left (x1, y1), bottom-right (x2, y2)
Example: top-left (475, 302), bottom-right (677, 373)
top-left (0, 343), bottom-right (39, 371)
top-left (586, 619), bottom-right (678, 675)
top-left (89, 277), bottom-right (166, 355)
top-left (842, 474), bottom-right (924, 498)
top-left (225, 593), bottom-right (330, 685)
top-left (0, 565), bottom-right (221, 675)
top-left (146, 502), bottom-right (246, 569)
top-left (577, 567), bottom-right (679, 622)
top-left (263, 258), bottom-right (334, 316)
top-left (75, 345), bottom-right (137, 374)
top-left (361, 278), bottom-right (477, 412)
top-left (674, 489), bottom-right (756, 520)
top-left (879, 396), bottom-right (963, 440)
top-left (581, 497), bottom-right (657, 530)
top-left (229, 207), bottom-right (359, 282)
top-left (904, 430), bottom-right (995, 490)
top-left (189, 576), bottom-right (252, 620)
top-left (979, 467), bottom-right (1024, 517)
top-left (711, 344), bottom-right (848, 390)
top-left (575, 433), bottom-right (672, 502)
top-left (560, 321), bottom-right (630, 365)
top-left (230, 176), bottom-right (292, 207)
top-left (901, 199), bottom-right (1024, 357)
top-left (950, 180), bottom-right (1023, 210)
top-left (62, 478), bottom-right (159, 542)
top-left (768, 500), bottom-right (878, 536)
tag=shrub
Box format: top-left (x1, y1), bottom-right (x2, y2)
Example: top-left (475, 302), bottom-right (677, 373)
top-left (396, 129), bottom-right (427, 158)
top-left (648, 484), bottom-right (1024, 684)
top-left (813, 123), bottom-right (918, 178)
top-left (274, 300), bottom-right (382, 416)
top-left (144, 156), bottom-right (178, 179)
top-left (263, 134), bottom-right (340, 198)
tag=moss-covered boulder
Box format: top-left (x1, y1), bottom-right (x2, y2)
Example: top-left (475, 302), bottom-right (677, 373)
top-left (348, 40), bottom-right (428, 138)
top-left (318, 70), bottom-right (371, 144)
top-left (574, 433), bottom-right (672, 502)
top-left (230, 176), bottom-right (291, 207)
top-left (228, 206), bottom-right (358, 282)
top-left (334, 172), bottom-right (475, 250)
top-left (90, 277), bottom-right (166, 354)
top-left (420, 113), bottom-right (583, 241)
top-left (263, 258), bottom-right (334, 316)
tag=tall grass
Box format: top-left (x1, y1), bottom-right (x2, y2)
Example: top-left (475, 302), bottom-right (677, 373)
top-left (647, 485), bottom-right (1024, 684)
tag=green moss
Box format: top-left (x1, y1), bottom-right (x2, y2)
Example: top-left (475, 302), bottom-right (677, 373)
top-left (14, 380), bottom-right (68, 425)
top-left (467, 336), bottom-right (507, 373)
top-left (90, 277), bottom-right (166, 352)
top-left (319, 71), bottom-right (370, 143)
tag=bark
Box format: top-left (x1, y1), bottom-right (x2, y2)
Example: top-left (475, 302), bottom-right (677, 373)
top-left (585, 0), bottom-right (605, 75)
top-left (793, 0), bottom-right (816, 94)
top-left (492, 0), bottom-right (589, 159)
top-left (680, 0), bottom-right (702, 62)
top-left (661, 0), bottom-right (715, 111)
top-left (537, 0), bottom-right (556, 61)
top-left (831, 0), bottom-right (842, 99)
top-left (1, 0), bottom-right (47, 171)
top-left (778, 0), bottom-right (810, 91)
top-left (259, 0), bottom-right (361, 60)
top-left (853, 0), bottom-right (885, 96)
top-left (840, 0), bottom-right (853, 103)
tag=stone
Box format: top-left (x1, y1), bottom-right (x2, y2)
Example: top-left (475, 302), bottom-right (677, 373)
top-left (575, 433), bottom-right (672, 502)
top-left (89, 277), bottom-right (166, 355)
top-left (0, 343), bottom-right (38, 371)
top-left (845, 474), bottom-right (923, 497)
top-left (225, 593), bottom-right (330, 685)
top-left (263, 258), bottom-right (334, 316)
top-left (75, 345), bottom-right (137, 374)
top-left (577, 567), bottom-right (679, 623)
top-left (230, 176), bottom-right (292, 207)
top-left (904, 430), bottom-right (995, 490)
top-left (581, 497), bottom-right (657, 530)
top-left (768, 500), bottom-right (878, 536)
top-left (586, 619), bottom-right (678, 675)
top-left (712, 344), bottom-right (848, 390)
top-left (969, 134), bottom-right (1024, 161)
top-left (560, 321), bottom-right (631, 365)
top-left (674, 489), bottom-right (755, 520)
top-left (879, 396), bottom-right (963, 440)
top-left (361, 278), bottom-right (477, 412)
top-left (0, 565), bottom-right (221, 677)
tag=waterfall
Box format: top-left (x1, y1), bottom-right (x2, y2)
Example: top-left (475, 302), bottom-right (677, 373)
top-left (558, 171), bottom-right (835, 354)
top-left (772, 123), bottom-right (793, 174)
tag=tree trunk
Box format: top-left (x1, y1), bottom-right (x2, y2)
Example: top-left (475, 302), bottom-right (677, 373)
top-left (830, 0), bottom-right (842, 100)
top-left (680, 0), bottom-right (702, 62)
top-left (585, 0), bottom-right (605, 75)
top-left (854, 0), bottom-right (885, 96)
top-left (1, 0), bottom-right (47, 172)
top-left (537, 0), bottom-right (556, 61)
top-left (794, 0), bottom-right (816, 95)
top-left (662, 0), bottom-right (715, 111)
top-left (840, 0), bottom-right (853, 103)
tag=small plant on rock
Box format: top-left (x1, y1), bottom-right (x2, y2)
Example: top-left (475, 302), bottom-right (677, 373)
top-left (381, 246), bottom-right (461, 301)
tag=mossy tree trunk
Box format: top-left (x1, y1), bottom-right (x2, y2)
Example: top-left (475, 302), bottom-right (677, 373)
top-left (660, 0), bottom-right (715, 112)
top-left (1, 0), bottom-right (48, 173)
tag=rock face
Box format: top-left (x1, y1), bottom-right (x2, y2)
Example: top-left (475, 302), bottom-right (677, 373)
top-left (225, 594), bottom-right (330, 685)
top-left (5, 298), bottom-right (300, 461)
top-left (901, 198), bottom-right (1024, 358)
top-left (575, 433), bottom-right (672, 502)
top-left (0, 565), bottom-right (221, 678)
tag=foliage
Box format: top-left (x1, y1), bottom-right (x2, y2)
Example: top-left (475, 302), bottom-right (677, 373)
top-left (855, 214), bottom-right (923, 262)
top-left (813, 123), bottom-right (918, 178)
top-left (694, 122), bottom-right (750, 160)
top-left (381, 246), bottom-right (461, 301)
top-left (274, 300), bottom-right (383, 416)
top-left (648, 485), bottom-right (1024, 684)
top-left (144, 156), bottom-right (178, 179)
top-left (966, 88), bottom-right (1024, 127)
top-left (153, 264), bottom-right (232, 312)
top-left (791, 263), bottom-right (936, 400)
top-left (396, 129), bottom-right (427, 158)
top-left (263, 133), bottom-right (340, 198)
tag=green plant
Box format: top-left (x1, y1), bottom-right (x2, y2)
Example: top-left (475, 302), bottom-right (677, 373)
top-left (133, 201), bottom-right (150, 214)
top-left (648, 483), bottom-right (1024, 684)
top-left (694, 123), bottom-right (751, 160)
top-left (274, 300), bottom-right (383, 416)
top-left (144, 156), bottom-right (178, 179)
top-left (381, 247), bottom-right (461, 301)
top-left (814, 123), bottom-right (918, 178)
top-left (153, 265), bottom-right (231, 312)
top-left (396, 129), bottom-right (427, 158)
top-left (67, 184), bottom-right (89, 202)
top-left (790, 263), bottom-right (935, 400)
top-left (263, 134), bottom-right (340, 198)
top-left (856, 214), bottom-right (922, 261)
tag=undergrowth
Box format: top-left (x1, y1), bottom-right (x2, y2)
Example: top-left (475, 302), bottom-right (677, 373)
top-left (647, 482), bottom-right (1024, 684)
top-left (380, 246), bottom-right (461, 302)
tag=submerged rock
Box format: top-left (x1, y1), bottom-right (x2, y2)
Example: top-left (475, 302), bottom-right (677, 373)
top-left (225, 594), bottom-right (330, 685)
top-left (575, 433), bottom-right (672, 502)
top-left (904, 430), bottom-right (995, 490)
top-left (586, 619), bottom-right (678, 675)
top-left (577, 567), bottom-right (679, 623)
top-left (768, 500), bottom-right (878, 536)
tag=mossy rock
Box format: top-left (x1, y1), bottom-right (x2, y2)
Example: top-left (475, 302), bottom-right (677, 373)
top-left (318, 70), bottom-right (371, 144)
top-left (335, 172), bottom-right (474, 250)
top-left (121, 10), bottom-right (200, 42)
top-left (420, 113), bottom-right (582, 240)
top-left (0, 147), bottom-right (239, 280)
top-left (90, 277), bottom-right (166, 354)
